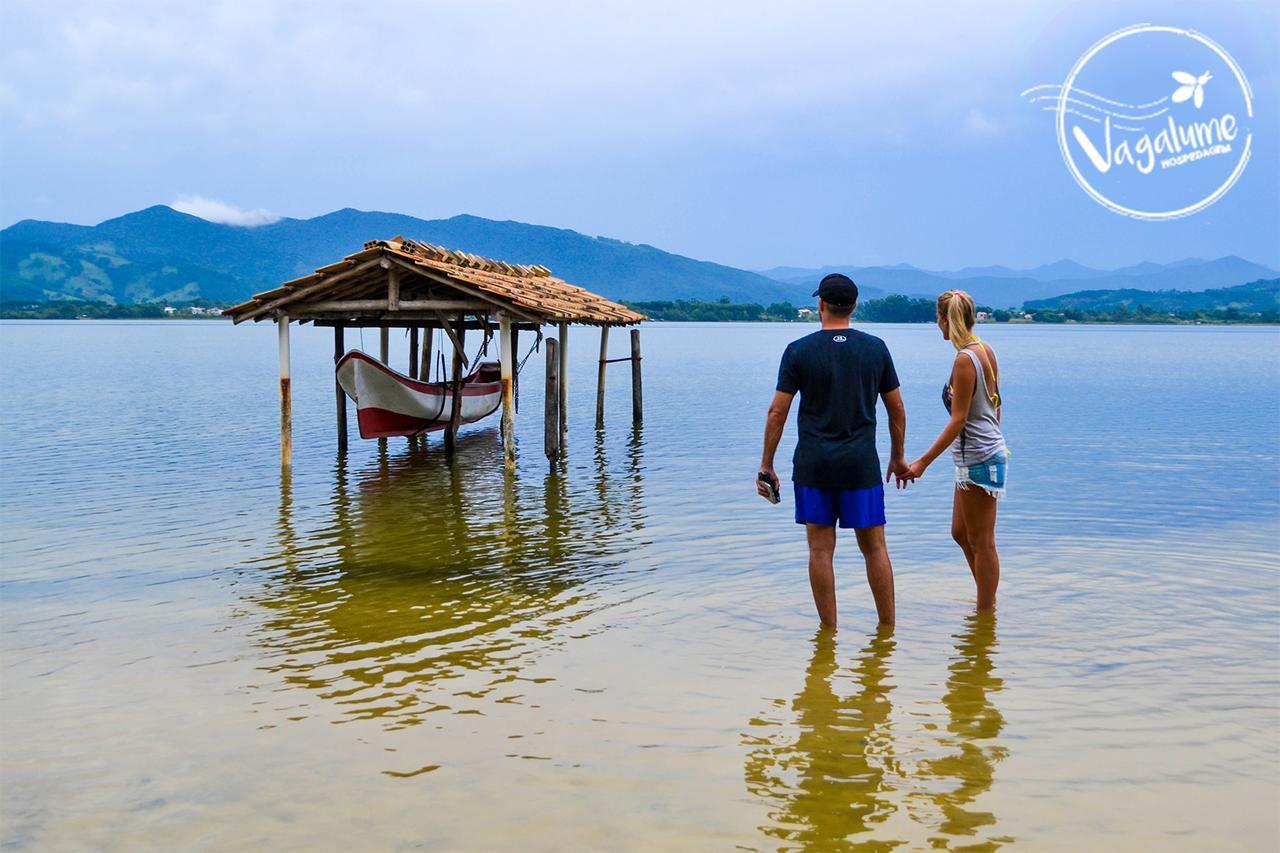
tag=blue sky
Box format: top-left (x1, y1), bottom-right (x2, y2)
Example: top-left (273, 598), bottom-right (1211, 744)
top-left (1, 1), bottom-right (1275, 270)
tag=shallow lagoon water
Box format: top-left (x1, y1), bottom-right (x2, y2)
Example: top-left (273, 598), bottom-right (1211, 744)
top-left (1, 321), bottom-right (1277, 850)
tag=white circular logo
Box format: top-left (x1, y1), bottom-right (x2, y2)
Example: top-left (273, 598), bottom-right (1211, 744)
top-left (832, 335), bottom-right (847, 342)
top-left (1053, 24), bottom-right (1253, 220)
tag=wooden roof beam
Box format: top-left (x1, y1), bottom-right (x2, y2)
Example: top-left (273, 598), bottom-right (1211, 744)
top-left (233, 257), bottom-right (385, 324)
top-left (384, 255), bottom-right (548, 325)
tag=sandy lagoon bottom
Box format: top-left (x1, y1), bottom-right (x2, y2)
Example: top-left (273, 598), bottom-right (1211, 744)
top-left (2, 321), bottom-right (1277, 849)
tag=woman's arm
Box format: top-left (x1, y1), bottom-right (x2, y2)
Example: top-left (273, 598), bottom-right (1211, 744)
top-left (904, 354), bottom-right (975, 480)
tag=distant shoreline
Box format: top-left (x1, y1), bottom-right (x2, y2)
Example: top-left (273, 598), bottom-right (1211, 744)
top-left (3, 316), bottom-right (1275, 327)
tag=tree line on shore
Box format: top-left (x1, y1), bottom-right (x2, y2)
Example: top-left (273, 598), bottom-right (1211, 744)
top-left (0, 300), bottom-right (227, 319)
top-left (624, 295), bottom-right (1279, 324)
top-left (3, 295), bottom-right (1276, 324)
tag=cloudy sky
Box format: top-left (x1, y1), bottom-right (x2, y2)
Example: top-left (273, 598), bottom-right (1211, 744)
top-left (1, 0), bottom-right (1275, 269)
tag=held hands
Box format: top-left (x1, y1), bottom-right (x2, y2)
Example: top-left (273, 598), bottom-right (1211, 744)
top-left (887, 456), bottom-right (928, 489)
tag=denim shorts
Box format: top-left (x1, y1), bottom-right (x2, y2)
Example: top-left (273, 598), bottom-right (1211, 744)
top-left (794, 482), bottom-right (886, 529)
top-left (955, 449), bottom-right (1008, 499)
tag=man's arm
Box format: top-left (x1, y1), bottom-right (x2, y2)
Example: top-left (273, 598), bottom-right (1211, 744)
top-left (881, 387), bottom-right (909, 486)
top-left (758, 390), bottom-right (794, 497)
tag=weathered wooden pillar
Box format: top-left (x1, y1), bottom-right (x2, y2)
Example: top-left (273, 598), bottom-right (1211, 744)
top-left (499, 313), bottom-right (516, 468)
top-left (511, 327), bottom-right (520, 414)
top-left (445, 320), bottom-right (466, 453)
top-left (545, 337), bottom-right (560, 468)
top-left (334, 326), bottom-right (347, 452)
top-left (421, 326), bottom-right (432, 380)
top-left (278, 312), bottom-right (292, 467)
top-left (387, 266), bottom-right (400, 311)
top-left (379, 327), bottom-right (389, 364)
top-left (630, 328), bottom-right (643, 424)
top-left (408, 327), bottom-right (419, 380)
top-left (595, 326), bottom-right (609, 428)
top-left (558, 322), bottom-right (568, 438)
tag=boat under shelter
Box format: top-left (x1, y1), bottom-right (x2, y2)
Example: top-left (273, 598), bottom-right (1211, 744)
top-left (224, 237), bottom-right (645, 469)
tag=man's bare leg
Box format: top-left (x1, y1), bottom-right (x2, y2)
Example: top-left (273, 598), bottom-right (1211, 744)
top-left (854, 525), bottom-right (896, 626)
top-left (805, 524), bottom-right (837, 627)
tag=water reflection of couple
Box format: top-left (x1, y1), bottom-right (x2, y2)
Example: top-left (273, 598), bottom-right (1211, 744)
top-left (744, 614), bottom-right (1009, 850)
top-left (758, 280), bottom-right (1006, 627)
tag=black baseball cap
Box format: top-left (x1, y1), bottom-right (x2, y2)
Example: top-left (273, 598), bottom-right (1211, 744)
top-left (812, 273), bottom-right (858, 307)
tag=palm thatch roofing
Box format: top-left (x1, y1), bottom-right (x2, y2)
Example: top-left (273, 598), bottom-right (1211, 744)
top-left (224, 237), bottom-right (645, 327)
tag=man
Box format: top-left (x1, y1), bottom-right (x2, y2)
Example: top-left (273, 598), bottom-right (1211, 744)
top-left (757, 274), bottom-right (907, 627)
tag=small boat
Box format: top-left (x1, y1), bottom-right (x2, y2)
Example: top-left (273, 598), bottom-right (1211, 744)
top-left (336, 350), bottom-right (502, 439)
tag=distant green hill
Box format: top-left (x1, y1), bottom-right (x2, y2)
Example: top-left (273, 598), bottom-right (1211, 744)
top-left (0, 206), bottom-right (809, 306)
top-left (1025, 278), bottom-right (1280, 313)
top-left (762, 257), bottom-right (1279, 308)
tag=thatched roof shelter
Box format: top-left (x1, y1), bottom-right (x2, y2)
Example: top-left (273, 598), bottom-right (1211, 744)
top-left (228, 238), bottom-right (644, 469)
top-left (224, 237), bottom-right (643, 328)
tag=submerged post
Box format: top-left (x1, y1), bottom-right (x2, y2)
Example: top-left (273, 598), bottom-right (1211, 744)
top-left (630, 328), bottom-right (643, 424)
top-left (545, 338), bottom-right (560, 468)
top-left (499, 313), bottom-right (516, 468)
top-left (278, 312), bottom-right (292, 467)
top-left (408, 327), bottom-right (419, 380)
top-left (334, 326), bottom-right (347, 453)
top-left (595, 326), bottom-right (609, 428)
top-left (558, 321), bottom-right (569, 438)
top-left (445, 320), bottom-right (465, 453)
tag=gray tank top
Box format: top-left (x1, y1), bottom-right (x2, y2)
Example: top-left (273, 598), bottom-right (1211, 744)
top-left (951, 346), bottom-right (1005, 466)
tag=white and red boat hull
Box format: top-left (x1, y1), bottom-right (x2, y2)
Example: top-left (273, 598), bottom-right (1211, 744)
top-left (336, 350), bottom-right (502, 439)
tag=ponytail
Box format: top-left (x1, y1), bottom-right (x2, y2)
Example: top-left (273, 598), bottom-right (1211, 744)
top-left (937, 290), bottom-right (977, 350)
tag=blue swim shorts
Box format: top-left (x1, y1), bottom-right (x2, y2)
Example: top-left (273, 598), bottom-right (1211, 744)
top-left (794, 482), bottom-right (886, 529)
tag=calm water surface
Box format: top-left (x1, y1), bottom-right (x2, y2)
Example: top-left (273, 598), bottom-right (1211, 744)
top-left (1, 321), bottom-right (1277, 850)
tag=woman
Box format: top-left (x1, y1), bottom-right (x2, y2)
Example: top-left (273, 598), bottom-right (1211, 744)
top-left (901, 290), bottom-right (1006, 611)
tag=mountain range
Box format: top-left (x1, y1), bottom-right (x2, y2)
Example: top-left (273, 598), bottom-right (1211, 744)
top-left (1, 205), bottom-right (1275, 309)
top-left (757, 257), bottom-right (1280, 309)
top-left (0, 206), bottom-right (808, 307)
top-left (1025, 278), bottom-right (1280, 313)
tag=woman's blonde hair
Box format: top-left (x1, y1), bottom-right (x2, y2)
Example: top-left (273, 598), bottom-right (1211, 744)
top-left (937, 290), bottom-right (977, 350)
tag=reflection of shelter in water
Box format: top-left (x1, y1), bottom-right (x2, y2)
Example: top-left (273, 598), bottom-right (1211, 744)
top-left (247, 429), bottom-right (647, 729)
top-left (744, 616), bottom-right (1011, 850)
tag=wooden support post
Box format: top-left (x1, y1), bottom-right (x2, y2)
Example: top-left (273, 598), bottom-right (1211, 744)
top-left (334, 326), bottom-right (347, 453)
top-left (558, 322), bottom-right (568, 437)
top-left (511, 327), bottom-right (520, 414)
top-left (387, 266), bottom-right (400, 311)
top-left (409, 327), bottom-right (419, 380)
top-left (445, 320), bottom-right (465, 453)
top-left (545, 338), bottom-right (559, 467)
top-left (595, 326), bottom-right (609, 428)
top-left (421, 326), bottom-right (432, 380)
top-left (630, 328), bottom-right (643, 424)
top-left (379, 327), bottom-right (389, 364)
top-left (500, 313), bottom-right (516, 468)
top-left (278, 312), bottom-right (292, 467)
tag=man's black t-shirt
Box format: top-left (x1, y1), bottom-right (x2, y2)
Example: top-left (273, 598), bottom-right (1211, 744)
top-left (776, 328), bottom-right (900, 490)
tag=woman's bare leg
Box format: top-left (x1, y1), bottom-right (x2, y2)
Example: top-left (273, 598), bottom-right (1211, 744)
top-left (957, 486), bottom-right (1000, 611)
top-left (951, 490), bottom-right (978, 582)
